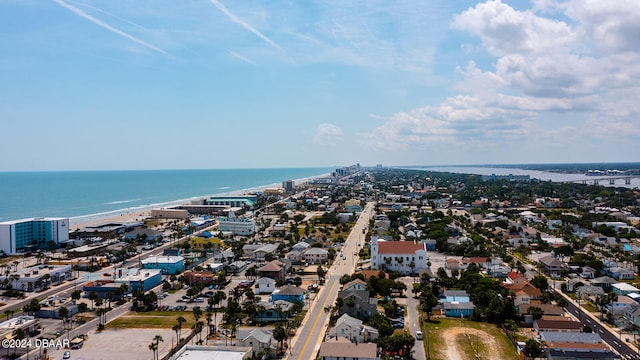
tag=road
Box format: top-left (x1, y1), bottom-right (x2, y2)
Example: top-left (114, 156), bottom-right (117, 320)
top-left (286, 202), bottom-right (374, 360)
top-left (401, 277), bottom-right (426, 360)
top-left (562, 293), bottom-right (640, 360)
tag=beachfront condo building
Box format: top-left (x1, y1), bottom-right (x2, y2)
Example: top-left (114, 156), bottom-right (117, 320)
top-left (0, 217), bottom-right (70, 254)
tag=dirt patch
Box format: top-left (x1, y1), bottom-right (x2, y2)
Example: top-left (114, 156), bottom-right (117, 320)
top-left (441, 327), bottom-right (501, 360)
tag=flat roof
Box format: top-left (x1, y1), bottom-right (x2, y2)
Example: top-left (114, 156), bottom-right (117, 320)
top-left (0, 217), bottom-right (67, 225)
top-left (170, 345), bottom-right (250, 360)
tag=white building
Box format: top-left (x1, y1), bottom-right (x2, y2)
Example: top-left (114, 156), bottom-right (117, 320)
top-left (370, 238), bottom-right (428, 274)
top-left (218, 212), bottom-right (256, 235)
top-left (328, 313), bottom-right (379, 343)
top-left (0, 217), bottom-right (70, 254)
top-left (0, 264), bottom-right (72, 292)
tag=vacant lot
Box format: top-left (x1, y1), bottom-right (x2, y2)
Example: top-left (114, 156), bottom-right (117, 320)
top-left (424, 318), bottom-right (519, 360)
top-left (106, 311), bottom-right (196, 329)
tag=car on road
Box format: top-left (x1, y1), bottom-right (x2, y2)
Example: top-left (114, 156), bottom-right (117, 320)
top-left (63, 351), bottom-right (71, 359)
top-left (416, 331), bottom-right (423, 340)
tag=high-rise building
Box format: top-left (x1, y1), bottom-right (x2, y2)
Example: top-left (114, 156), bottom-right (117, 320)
top-left (0, 217), bottom-right (70, 254)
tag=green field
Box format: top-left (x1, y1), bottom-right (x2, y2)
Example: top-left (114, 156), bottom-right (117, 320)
top-left (106, 311), bottom-right (196, 329)
top-left (422, 318), bottom-right (519, 360)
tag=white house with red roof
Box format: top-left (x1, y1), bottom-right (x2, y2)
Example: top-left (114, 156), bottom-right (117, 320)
top-left (370, 238), bottom-right (428, 274)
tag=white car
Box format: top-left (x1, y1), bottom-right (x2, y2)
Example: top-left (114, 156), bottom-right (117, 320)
top-left (416, 330), bottom-right (423, 340)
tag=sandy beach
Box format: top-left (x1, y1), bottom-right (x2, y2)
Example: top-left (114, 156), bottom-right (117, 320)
top-left (69, 210), bottom-right (151, 232)
top-left (66, 172), bottom-right (326, 233)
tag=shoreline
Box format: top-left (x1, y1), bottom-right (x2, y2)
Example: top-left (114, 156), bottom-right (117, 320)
top-left (68, 172), bottom-right (331, 231)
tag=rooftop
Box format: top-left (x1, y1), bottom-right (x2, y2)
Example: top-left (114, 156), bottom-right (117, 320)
top-left (318, 337), bottom-right (377, 358)
top-left (377, 240), bottom-right (425, 254)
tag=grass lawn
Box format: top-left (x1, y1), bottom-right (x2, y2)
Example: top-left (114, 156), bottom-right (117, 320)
top-left (106, 311), bottom-right (196, 329)
top-left (421, 317), bottom-right (519, 360)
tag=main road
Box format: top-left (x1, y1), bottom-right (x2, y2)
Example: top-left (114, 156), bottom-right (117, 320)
top-left (561, 291), bottom-right (640, 360)
top-left (286, 202), bottom-right (375, 360)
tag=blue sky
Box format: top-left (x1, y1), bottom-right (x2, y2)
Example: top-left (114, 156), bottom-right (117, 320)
top-left (2, 0), bottom-right (639, 171)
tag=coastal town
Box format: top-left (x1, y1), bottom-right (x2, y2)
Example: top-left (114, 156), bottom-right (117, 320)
top-left (1, 166), bottom-right (640, 360)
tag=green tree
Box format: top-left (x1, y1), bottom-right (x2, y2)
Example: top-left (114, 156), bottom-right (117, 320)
top-left (273, 322), bottom-right (287, 352)
top-left (531, 275), bottom-right (549, 291)
top-left (523, 339), bottom-right (543, 360)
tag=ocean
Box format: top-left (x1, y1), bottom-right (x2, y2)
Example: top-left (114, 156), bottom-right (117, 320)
top-left (0, 168), bottom-right (334, 223)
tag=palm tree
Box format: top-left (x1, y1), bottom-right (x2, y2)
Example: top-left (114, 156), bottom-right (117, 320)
top-left (176, 316), bottom-right (187, 341)
top-left (151, 335), bottom-right (163, 360)
top-left (205, 311), bottom-right (213, 337)
top-left (172, 324), bottom-right (181, 347)
top-left (148, 341), bottom-right (158, 360)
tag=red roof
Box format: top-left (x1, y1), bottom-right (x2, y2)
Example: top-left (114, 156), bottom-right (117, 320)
top-left (378, 241), bottom-right (424, 255)
top-left (507, 271), bottom-right (524, 281)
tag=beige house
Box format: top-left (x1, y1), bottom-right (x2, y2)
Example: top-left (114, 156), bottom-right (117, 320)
top-left (303, 247), bottom-right (328, 264)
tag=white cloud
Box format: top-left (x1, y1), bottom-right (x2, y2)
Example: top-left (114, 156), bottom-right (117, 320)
top-left (314, 123), bottom-right (343, 146)
top-left (364, 0), bottom-right (640, 157)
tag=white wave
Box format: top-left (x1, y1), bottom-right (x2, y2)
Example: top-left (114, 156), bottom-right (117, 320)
top-left (105, 199), bottom-right (141, 205)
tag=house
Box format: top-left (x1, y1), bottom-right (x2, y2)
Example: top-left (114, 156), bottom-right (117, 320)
top-left (487, 265), bottom-right (511, 278)
top-left (519, 303), bottom-right (565, 317)
top-left (327, 313), bottom-right (379, 343)
top-left (259, 260), bottom-right (286, 280)
top-left (253, 300), bottom-right (294, 323)
top-left (228, 261), bottom-right (249, 274)
top-left (337, 287), bottom-right (377, 320)
top-left (575, 285), bottom-right (605, 300)
top-left (370, 238), bottom-right (428, 275)
top-left (442, 302), bottom-right (475, 318)
top-left (253, 243), bottom-right (279, 262)
top-left (533, 317), bottom-right (583, 332)
top-left (590, 276), bottom-right (617, 292)
top-left (507, 278), bottom-right (541, 307)
top-left (440, 289), bottom-right (475, 318)
top-left (612, 283), bottom-right (640, 296)
top-left (285, 251), bottom-right (303, 265)
top-left (445, 258), bottom-right (461, 270)
top-left (318, 337), bottom-right (378, 360)
top-left (236, 329), bottom-right (274, 357)
top-left (343, 279), bottom-right (367, 292)
top-left (443, 290), bottom-right (470, 303)
top-left (605, 295), bottom-right (637, 316)
top-left (539, 255), bottom-right (565, 277)
top-left (606, 267), bottom-right (634, 280)
top-left (271, 286), bottom-right (305, 304)
top-left (580, 266), bottom-right (596, 279)
top-left (242, 244), bottom-right (262, 258)
top-left (255, 277), bottom-right (276, 294)
top-left (291, 242), bottom-right (310, 253)
top-left (303, 247), bottom-right (329, 264)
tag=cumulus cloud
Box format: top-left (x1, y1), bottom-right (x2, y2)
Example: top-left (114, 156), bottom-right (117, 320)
top-left (313, 123), bottom-right (343, 146)
top-left (364, 0), bottom-right (640, 155)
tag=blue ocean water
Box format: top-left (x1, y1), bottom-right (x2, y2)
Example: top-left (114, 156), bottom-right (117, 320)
top-left (0, 168), bottom-right (334, 222)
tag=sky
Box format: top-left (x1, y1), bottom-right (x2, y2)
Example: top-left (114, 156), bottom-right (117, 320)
top-left (1, 0), bottom-right (640, 171)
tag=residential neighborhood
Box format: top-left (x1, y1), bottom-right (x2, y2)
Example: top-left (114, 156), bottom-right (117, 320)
top-left (2, 166), bottom-right (640, 359)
